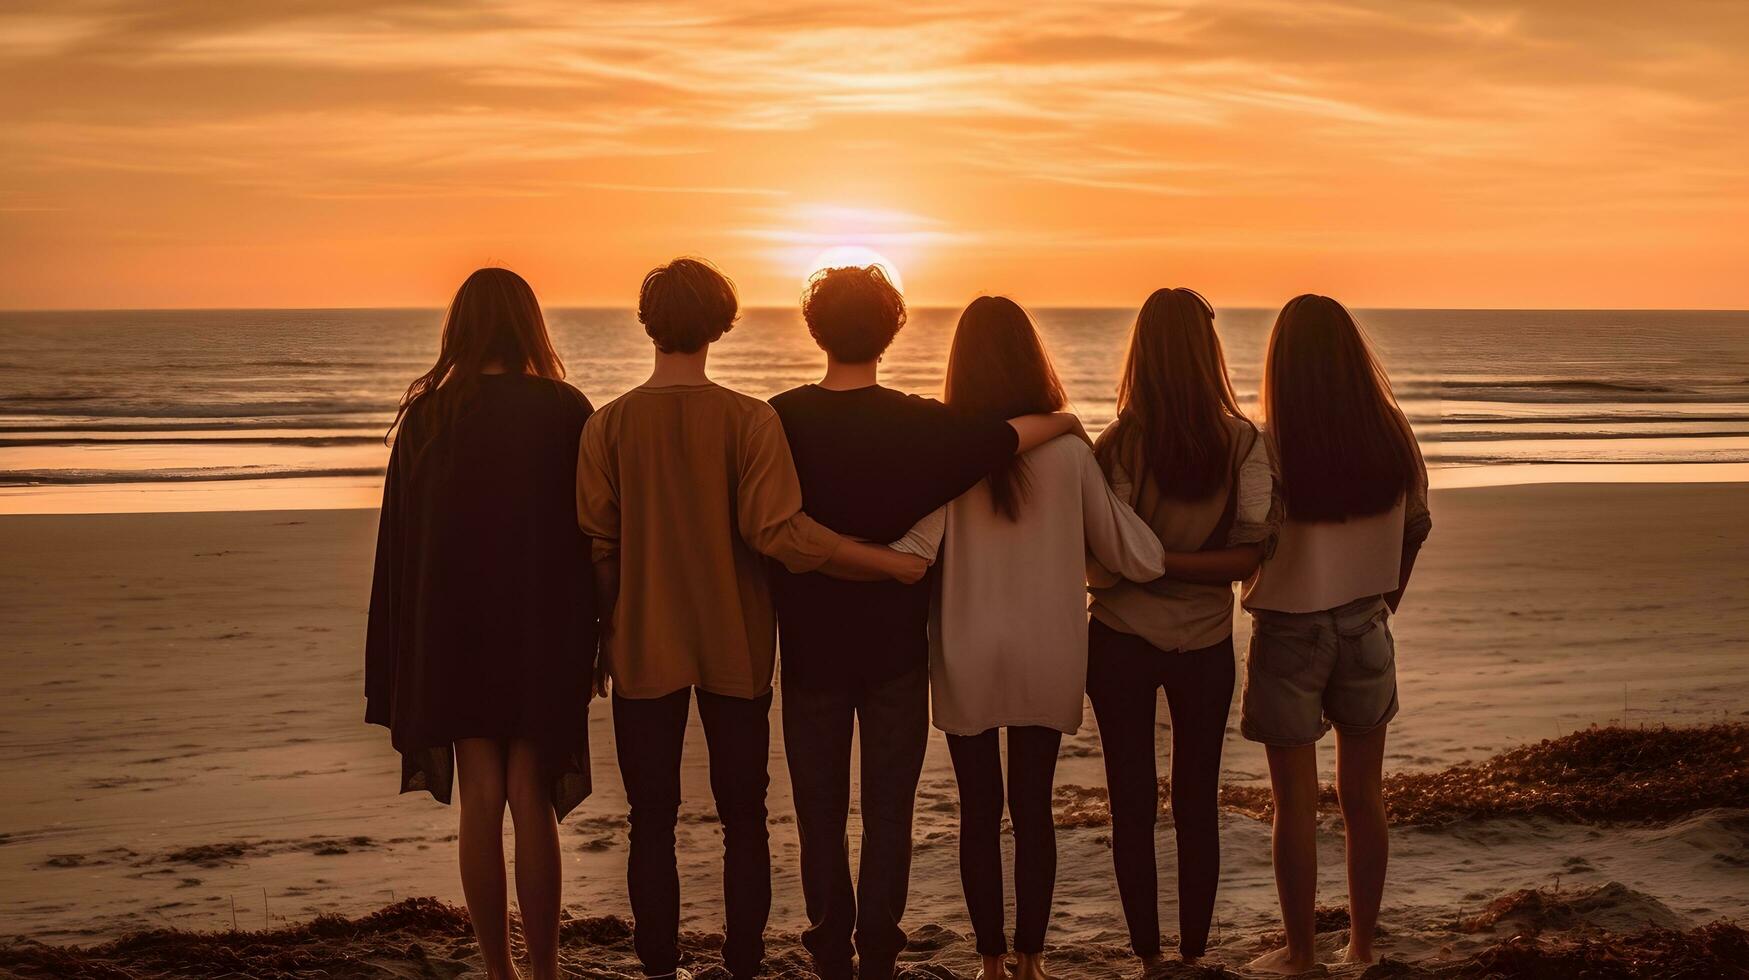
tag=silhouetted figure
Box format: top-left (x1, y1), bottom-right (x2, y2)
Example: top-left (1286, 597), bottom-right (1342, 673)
top-left (576, 257), bottom-right (926, 980)
top-left (768, 266), bottom-right (1078, 980)
top-left (1241, 294), bottom-right (1431, 976)
top-left (366, 268), bottom-right (593, 980)
top-left (1087, 288), bottom-right (1281, 973)
top-left (928, 296), bottom-right (1164, 980)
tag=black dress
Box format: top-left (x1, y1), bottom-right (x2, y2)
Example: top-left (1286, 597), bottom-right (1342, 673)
top-left (365, 373), bottom-right (596, 818)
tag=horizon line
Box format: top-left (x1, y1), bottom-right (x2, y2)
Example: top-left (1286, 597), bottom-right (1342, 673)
top-left (5, 304), bottom-right (1749, 316)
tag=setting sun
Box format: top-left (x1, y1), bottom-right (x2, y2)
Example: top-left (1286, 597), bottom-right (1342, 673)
top-left (804, 245), bottom-right (905, 292)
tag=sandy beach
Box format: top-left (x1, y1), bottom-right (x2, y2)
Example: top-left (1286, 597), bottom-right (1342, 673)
top-left (2, 482), bottom-right (1746, 977)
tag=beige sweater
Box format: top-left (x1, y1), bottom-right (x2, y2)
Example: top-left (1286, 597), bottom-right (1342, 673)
top-left (1089, 415), bottom-right (1281, 653)
top-left (923, 436), bottom-right (1165, 736)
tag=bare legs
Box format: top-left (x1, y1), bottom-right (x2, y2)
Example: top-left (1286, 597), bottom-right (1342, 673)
top-left (1336, 727), bottom-right (1388, 964)
top-left (1247, 726), bottom-right (1389, 975)
top-left (1247, 743), bottom-right (1320, 975)
top-left (455, 737), bottom-right (563, 980)
top-left (457, 738), bottom-right (519, 980)
top-left (507, 740), bottom-right (564, 980)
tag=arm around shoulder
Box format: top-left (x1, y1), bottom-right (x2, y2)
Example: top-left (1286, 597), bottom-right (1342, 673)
top-left (1008, 412), bottom-right (1085, 454)
top-left (818, 538), bottom-right (929, 584)
top-left (736, 414), bottom-right (840, 573)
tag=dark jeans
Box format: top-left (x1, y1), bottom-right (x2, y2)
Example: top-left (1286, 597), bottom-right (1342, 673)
top-left (946, 725), bottom-right (1063, 956)
top-left (613, 687), bottom-right (772, 979)
top-left (782, 667), bottom-right (929, 980)
top-left (1086, 621), bottom-right (1235, 959)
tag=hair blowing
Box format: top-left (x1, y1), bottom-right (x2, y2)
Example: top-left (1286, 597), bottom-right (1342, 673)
top-left (1097, 287), bottom-right (1248, 500)
top-left (1261, 294), bottom-right (1418, 522)
top-left (943, 296), bottom-right (1068, 521)
top-left (386, 267), bottom-right (564, 446)
top-left (801, 264), bottom-right (907, 363)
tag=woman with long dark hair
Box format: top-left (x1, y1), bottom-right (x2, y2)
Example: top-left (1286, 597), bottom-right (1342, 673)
top-left (1241, 295), bottom-right (1430, 975)
top-left (1087, 288), bottom-right (1280, 971)
top-left (918, 296), bottom-right (1164, 980)
top-left (366, 268), bottom-right (594, 980)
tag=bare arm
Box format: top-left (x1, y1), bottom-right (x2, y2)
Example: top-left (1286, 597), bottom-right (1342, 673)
top-left (1157, 543), bottom-right (1264, 584)
top-left (1007, 412), bottom-right (1083, 454)
top-left (816, 537), bottom-right (929, 584)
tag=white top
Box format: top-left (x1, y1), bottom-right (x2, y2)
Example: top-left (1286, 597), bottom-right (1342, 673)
top-left (1242, 497), bottom-right (1407, 614)
top-left (921, 435), bottom-right (1165, 736)
top-left (1241, 428), bottom-right (1432, 615)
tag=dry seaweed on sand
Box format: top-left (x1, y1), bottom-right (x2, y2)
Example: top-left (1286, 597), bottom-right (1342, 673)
top-left (1368, 921), bottom-right (1749, 979)
top-left (1374, 723), bottom-right (1748, 825)
top-left (1056, 724), bottom-right (1749, 828)
top-left (0, 897), bottom-right (473, 979)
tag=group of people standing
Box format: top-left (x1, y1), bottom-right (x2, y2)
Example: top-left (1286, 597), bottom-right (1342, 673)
top-left (365, 259), bottom-right (1431, 980)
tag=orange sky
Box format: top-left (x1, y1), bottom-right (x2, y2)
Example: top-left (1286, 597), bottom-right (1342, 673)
top-left (1, 1), bottom-right (1745, 310)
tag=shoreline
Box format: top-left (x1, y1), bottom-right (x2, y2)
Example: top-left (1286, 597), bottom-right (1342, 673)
top-left (1, 467), bottom-right (1746, 516)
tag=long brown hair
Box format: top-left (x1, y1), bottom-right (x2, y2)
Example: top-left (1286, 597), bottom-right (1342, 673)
top-left (1261, 294), bottom-right (1417, 521)
top-left (386, 267), bottom-right (565, 445)
top-left (1097, 287), bottom-right (1248, 500)
top-left (943, 296), bottom-right (1068, 521)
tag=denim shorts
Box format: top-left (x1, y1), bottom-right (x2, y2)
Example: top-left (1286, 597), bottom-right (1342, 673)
top-left (1240, 595), bottom-right (1399, 746)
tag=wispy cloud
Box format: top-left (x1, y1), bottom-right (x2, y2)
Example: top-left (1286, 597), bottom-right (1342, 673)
top-left (0, 0), bottom-right (1744, 307)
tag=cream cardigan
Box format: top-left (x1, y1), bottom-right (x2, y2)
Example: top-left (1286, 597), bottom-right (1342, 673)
top-left (914, 435), bottom-right (1165, 736)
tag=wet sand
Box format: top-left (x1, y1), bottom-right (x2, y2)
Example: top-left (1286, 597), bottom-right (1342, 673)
top-left (0, 482), bottom-right (1745, 976)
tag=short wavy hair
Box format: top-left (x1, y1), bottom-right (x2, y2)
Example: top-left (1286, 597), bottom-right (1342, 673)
top-left (801, 265), bottom-right (907, 363)
top-left (639, 257), bottom-right (739, 354)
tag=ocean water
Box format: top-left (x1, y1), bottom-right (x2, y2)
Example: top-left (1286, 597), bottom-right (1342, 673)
top-left (1, 307), bottom-right (1746, 512)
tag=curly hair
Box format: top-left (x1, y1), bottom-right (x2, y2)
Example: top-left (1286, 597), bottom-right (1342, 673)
top-left (801, 264), bottom-right (907, 363)
top-left (639, 257), bottom-right (739, 354)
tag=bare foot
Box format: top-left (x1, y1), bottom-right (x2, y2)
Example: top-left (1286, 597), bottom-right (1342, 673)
top-left (1245, 946), bottom-right (1323, 976)
top-left (1336, 943), bottom-right (1375, 965)
top-left (975, 953), bottom-right (1011, 979)
top-left (1129, 953), bottom-right (1163, 979)
top-left (1013, 952), bottom-right (1058, 980)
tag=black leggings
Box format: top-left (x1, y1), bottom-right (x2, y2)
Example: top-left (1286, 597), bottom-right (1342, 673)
top-left (1086, 621), bottom-right (1235, 960)
top-left (946, 725), bottom-right (1063, 956)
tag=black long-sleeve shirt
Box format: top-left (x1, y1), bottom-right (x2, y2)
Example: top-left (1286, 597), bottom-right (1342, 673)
top-left (768, 383), bottom-right (1017, 690)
